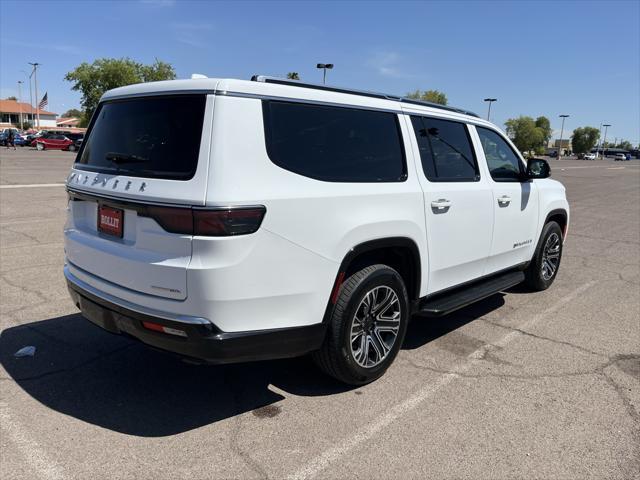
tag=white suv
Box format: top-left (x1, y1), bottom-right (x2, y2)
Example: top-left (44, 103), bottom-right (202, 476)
top-left (64, 76), bottom-right (569, 384)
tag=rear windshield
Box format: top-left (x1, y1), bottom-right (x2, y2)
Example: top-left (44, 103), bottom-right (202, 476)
top-left (75, 95), bottom-right (206, 180)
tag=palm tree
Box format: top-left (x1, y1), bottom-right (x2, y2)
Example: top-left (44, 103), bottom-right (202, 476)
top-left (286, 72), bottom-right (300, 80)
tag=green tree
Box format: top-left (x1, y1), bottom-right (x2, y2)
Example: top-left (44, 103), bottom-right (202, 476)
top-left (65, 57), bottom-right (176, 121)
top-left (6, 96), bottom-right (17, 101)
top-left (20, 121), bottom-right (33, 130)
top-left (286, 72), bottom-right (300, 80)
top-left (571, 127), bottom-right (600, 154)
top-left (406, 89), bottom-right (448, 105)
top-left (535, 116), bottom-right (552, 146)
top-left (504, 116), bottom-right (544, 153)
top-left (616, 140), bottom-right (633, 150)
top-left (62, 108), bottom-right (83, 118)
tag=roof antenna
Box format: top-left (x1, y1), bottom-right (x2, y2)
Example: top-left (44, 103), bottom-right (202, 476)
top-left (191, 73), bottom-right (208, 79)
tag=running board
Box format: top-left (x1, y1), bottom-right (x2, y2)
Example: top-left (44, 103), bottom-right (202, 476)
top-left (417, 270), bottom-right (525, 317)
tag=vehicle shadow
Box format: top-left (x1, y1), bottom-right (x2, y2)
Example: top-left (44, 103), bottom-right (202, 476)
top-left (0, 294), bottom-right (505, 437)
top-left (404, 293), bottom-right (505, 349)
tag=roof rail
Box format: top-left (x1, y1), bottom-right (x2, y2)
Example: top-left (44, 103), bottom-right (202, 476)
top-left (250, 75), bottom-right (480, 118)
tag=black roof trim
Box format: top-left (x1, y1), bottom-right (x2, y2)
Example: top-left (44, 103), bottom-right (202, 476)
top-left (251, 75), bottom-right (480, 118)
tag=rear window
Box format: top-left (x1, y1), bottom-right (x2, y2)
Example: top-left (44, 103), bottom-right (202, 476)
top-left (410, 116), bottom-right (479, 182)
top-left (75, 95), bottom-right (206, 180)
top-left (262, 100), bottom-right (406, 182)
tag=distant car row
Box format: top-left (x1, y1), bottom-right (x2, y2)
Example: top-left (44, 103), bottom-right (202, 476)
top-left (578, 152), bottom-right (634, 161)
top-left (0, 128), bottom-right (84, 151)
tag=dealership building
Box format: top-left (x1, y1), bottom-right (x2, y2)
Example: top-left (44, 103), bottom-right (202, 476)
top-left (0, 99), bottom-right (57, 128)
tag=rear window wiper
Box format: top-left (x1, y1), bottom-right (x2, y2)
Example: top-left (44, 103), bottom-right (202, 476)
top-left (105, 152), bottom-right (148, 164)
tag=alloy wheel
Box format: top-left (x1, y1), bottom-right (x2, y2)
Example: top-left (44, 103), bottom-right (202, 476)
top-left (350, 286), bottom-right (401, 368)
top-left (541, 232), bottom-right (561, 280)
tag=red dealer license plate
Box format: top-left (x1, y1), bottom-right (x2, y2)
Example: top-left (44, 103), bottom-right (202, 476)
top-left (98, 205), bottom-right (124, 238)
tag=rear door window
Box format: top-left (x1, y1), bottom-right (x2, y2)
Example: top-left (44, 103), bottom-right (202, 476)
top-left (262, 100), bottom-right (406, 182)
top-left (75, 95), bottom-right (206, 180)
top-left (410, 116), bottom-right (479, 182)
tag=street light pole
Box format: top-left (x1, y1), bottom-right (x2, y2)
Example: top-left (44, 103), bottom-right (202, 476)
top-left (316, 63), bottom-right (334, 84)
top-left (484, 98), bottom-right (497, 121)
top-left (597, 123), bottom-right (603, 158)
top-left (17, 81), bottom-right (24, 128)
top-left (21, 70), bottom-right (33, 126)
top-left (602, 124), bottom-right (611, 158)
top-left (558, 114), bottom-right (569, 158)
top-left (29, 62), bottom-right (40, 129)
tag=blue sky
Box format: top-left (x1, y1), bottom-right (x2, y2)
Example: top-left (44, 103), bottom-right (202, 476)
top-left (1, 0), bottom-right (638, 144)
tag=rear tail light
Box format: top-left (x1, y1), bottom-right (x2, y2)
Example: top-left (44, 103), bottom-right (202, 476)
top-left (140, 206), bottom-right (266, 236)
top-left (193, 208), bottom-right (266, 236)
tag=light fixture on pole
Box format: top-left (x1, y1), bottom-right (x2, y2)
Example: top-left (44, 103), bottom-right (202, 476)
top-left (316, 63), bottom-right (334, 84)
top-left (558, 114), bottom-right (569, 158)
top-left (602, 124), bottom-right (611, 158)
top-left (597, 123), bottom-right (604, 158)
top-left (20, 70), bottom-right (33, 126)
top-left (17, 80), bottom-right (24, 127)
top-left (484, 98), bottom-right (497, 121)
top-left (28, 62), bottom-right (40, 129)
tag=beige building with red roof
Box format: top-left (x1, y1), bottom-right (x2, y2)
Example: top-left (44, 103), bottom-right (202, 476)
top-left (0, 99), bottom-right (57, 128)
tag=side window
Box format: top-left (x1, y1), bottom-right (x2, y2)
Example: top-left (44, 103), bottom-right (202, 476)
top-left (262, 101), bottom-right (406, 182)
top-left (476, 127), bottom-right (523, 182)
top-left (410, 116), bottom-right (479, 182)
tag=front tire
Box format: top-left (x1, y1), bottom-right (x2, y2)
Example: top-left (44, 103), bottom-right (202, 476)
top-left (313, 264), bottom-right (409, 385)
top-left (36, 142), bottom-right (45, 151)
top-left (524, 221), bottom-right (563, 291)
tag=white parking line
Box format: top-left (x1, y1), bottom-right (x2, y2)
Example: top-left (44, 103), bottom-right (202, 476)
top-left (288, 281), bottom-right (597, 480)
top-left (0, 402), bottom-right (67, 480)
top-left (0, 183), bottom-right (66, 189)
top-left (558, 164), bottom-right (639, 171)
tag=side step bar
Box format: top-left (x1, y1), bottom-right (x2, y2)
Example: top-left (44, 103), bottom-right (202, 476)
top-left (417, 270), bottom-right (525, 317)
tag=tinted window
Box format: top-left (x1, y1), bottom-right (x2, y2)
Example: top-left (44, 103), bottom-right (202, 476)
top-left (263, 101), bottom-right (406, 182)
top-left (75, 95), bottom-right (206, 180)
top-left (410, 116), bottom-right (479, 182)
top-left (477, 127), bottom-right (523, 181)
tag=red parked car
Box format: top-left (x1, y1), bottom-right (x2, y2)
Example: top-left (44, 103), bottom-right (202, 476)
top-left (31, 133), bottom-right (74, 151)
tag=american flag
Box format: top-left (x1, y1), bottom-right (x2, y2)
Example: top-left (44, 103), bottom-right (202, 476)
top-left (38, 92), bottom-right (48, 110)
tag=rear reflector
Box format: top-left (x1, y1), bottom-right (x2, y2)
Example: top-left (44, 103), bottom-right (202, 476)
top-left (140, 205), bottom-right (266, 236)
top-left (142, 321), bottom-right (187, 337)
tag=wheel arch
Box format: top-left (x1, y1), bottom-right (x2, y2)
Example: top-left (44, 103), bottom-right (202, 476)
top-left (321, 237), bottom-right (422, 326)
top-left (544, 208), bottom-right (568, 238)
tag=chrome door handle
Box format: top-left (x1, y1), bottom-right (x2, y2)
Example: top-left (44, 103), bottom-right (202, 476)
top-left (431, 199), bottom-right (452, 210)
top-left (497, 195), bottom-right (511, 207)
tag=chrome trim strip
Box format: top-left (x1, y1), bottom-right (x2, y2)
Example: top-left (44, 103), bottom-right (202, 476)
top-left (96, 89), bottom-right (480, 120)
top-left (217, 90), bottom-right (402, 115)
top-left (67, 186), bottom-right (264, 211)
top-left (101, 89), bottom-right (216, 101)
top-left (64, 265), bottom-right (212, 325)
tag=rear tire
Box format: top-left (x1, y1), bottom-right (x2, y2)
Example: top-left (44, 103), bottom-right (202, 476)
top-left (524, 221), bottom-right (563, 291)
top-left (312, 264), bottom-right (409, 385)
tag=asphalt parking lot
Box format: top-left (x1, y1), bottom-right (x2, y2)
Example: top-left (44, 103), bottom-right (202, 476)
top-left (1, 148), bottom-right (639, 480)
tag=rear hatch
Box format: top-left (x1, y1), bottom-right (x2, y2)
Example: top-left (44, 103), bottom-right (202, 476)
top-left (65, 93), bottom-right (213, 300)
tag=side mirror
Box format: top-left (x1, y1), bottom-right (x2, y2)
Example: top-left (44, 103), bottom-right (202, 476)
top-left (526, 158), bottom-right (551, 179)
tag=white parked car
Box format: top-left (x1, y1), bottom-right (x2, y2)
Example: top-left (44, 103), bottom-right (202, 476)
top-left (583, 153), bottom-right (596, 160)
top-left (613, 153), bottom-right (627, 161)
top-left (64, 76), bottom-right (569, 384)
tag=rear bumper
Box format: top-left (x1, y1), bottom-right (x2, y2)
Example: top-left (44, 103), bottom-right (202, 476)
top-left (65, 267), bottom-right (326, 364)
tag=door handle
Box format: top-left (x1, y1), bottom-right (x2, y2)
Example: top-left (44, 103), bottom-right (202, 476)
top-left (497, 195), bottom-right (511, 207)
top-left (431, 199), bottom-right (452, 210)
